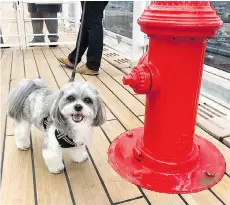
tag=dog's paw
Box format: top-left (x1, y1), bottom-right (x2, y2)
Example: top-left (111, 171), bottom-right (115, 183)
top-left (48, 165), bottom-right (65, 174)
top-left (72, 151), bottom-right (88, 163)
top-left (17, 145), bottom-right (31, 151)
top-left (16, 140), bottom-right (31, 151)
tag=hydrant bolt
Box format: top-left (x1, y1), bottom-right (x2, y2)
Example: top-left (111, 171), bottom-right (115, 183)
top-left (126, 131), bottom-right (133, 138)
top-left (206, 171), bottom-right (216, 178)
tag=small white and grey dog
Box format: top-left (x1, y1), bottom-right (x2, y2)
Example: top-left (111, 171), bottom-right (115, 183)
top-left (8, 78), bottom-right (106, 174)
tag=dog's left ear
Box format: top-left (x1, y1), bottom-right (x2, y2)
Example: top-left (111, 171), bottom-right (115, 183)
top-left (93, 95), bottom-right (106, 127)
top-left (50, 91), bottom-right (65, 124)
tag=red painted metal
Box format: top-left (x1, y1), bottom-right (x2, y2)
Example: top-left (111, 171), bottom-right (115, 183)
top-left (108, 1), bottom-right (226, 193)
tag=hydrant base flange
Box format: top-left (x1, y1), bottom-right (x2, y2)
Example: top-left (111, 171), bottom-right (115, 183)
top-left (108, 127), bottom-right (226, 193)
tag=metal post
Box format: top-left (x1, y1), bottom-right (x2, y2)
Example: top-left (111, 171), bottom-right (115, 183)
top-left (62, 3), bottom-right (70, 28)
top-left (130, 1), bottom-right (146, 67)
top-left (74, 1), bottom-right (81, 31)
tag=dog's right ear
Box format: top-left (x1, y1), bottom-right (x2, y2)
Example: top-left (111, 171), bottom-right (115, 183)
top-left (50, 91), bottom-right (65, 124)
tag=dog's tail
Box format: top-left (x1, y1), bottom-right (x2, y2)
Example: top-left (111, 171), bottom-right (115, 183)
top-left (8, 78), bottom-right (45, 120)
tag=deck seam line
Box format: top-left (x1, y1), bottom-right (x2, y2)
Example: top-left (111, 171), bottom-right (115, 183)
top-left (209, 188), bottom-right (226, 205)
top-left (63, 164), bottom-right (76, 205)
top-left (86, 147), bottom-right (114, 205)
top-left (114, 196), bottom-right (143, 204)
top-left (100, 126), bottom-right (112, 144)
top-left (32, 49), bottom-right (41, 78)
top-left (137, 187), bottom-right (151, 205)
top-left (178, 194), bottom-right (189, 205)
top-left (30, 132), bottom-right (38, 205)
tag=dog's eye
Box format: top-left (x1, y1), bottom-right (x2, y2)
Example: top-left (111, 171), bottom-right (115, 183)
top-left (84, 97), bottom-right (92, 104)
top-left (67, 95), bottom-right (75, 102)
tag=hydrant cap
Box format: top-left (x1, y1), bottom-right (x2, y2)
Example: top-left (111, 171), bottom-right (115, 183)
top-left (138, 1), bottom-right (223, 38)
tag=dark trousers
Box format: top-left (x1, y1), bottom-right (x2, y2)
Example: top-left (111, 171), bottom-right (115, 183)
top-left (68, 1), bottom-right (108, 71)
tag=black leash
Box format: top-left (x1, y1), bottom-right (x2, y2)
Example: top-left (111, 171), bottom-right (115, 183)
top-left (69, 1), bottom-right (86, 82)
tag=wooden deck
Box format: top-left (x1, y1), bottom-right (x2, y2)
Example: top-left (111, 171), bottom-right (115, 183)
top-left (1, 45), bottom-right (230, 205)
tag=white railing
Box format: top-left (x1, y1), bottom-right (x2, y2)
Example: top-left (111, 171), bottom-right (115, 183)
top-left (0, 0), bottom-right (149, 66)
top-left (0, 0), bottom-right (79, 49)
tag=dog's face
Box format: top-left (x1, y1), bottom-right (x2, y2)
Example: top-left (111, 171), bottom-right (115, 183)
top-left (51, 82), bottom-right (106, 127)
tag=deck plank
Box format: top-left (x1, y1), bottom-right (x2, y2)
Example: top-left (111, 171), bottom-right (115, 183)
top-left (32, 128), bottom-right (73, 205)
top-left (211, 175), bottom-right (230, 205)
top-left (0, 49), bottom-right (12, 165)
top-left (100, 58), bottom-right (125, 77)
top-left (63, 153), bottom-right (111, 205)
top-left (135, 95), bottom-right (146, 104)
top-left (113, 75), bottom-right (136, 95)
top-left (223, 137), bottom-right (230, 148)
top-left (195, 127), bottom-right (230, 175)
top-left (182, 190), bottom-right (223, 205)
top-left (24, 49), bottom-right (39, 79)
top-left (119, 198), bottom-right (148, 205)
top-left (42, 47), bottom-right (111, 204)
top-left (32, 48), bottom-right (73, 205)
top-left (1, 50), bottom-right (34, 205)
top-left (89, 127), bottom-right (142, 202)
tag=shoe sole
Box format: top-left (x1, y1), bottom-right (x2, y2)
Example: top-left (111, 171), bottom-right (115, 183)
top-left (81, 73), bottom-right (99, 76)
top-left (57, 58), bottom-right (74, 69)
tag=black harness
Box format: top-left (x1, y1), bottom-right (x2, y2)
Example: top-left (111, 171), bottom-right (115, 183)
top-left (43, 116), bottom-right (78, 148)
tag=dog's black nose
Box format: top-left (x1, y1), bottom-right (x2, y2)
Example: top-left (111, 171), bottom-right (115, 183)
top-left (74, 104), bottom-right (83, 112)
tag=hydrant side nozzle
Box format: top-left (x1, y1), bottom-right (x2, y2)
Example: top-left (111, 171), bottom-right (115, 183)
top-left (122, 64), bottom-right (152, 94)
top-left (123, 74), bottom-right (135, 86)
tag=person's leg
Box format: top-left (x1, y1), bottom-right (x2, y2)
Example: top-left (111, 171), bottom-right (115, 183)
top-left (44, 12), bottom-right (59, 43)
top-left (86, 25), bottom-right (103, 71)
top-left (0, 26), bottom-right (10, 48)
top-left (30, 11), bottom-right (45, 42)
top-left (57, 26), bottom-right (88, 68)
top-left (83, 2), bottom-right (108, 71)
top-left (57, 1), bottom-right (89, 68)
top-left (68, 26), bottom-right (88, 64)
top-left (0, 26), bottom-right (4, 44)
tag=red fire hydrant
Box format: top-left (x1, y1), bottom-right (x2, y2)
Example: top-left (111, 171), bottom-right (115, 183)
top-left (108, 1), bottom-right (226, 193)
